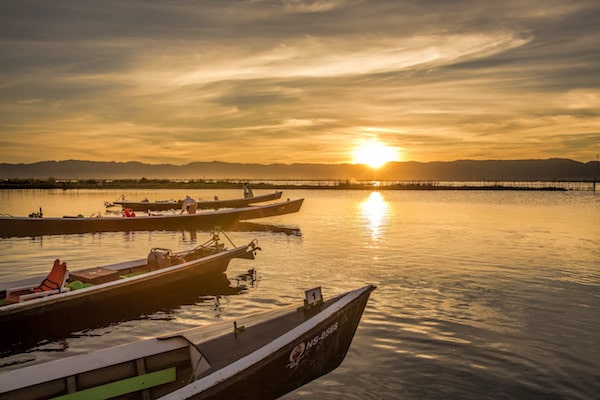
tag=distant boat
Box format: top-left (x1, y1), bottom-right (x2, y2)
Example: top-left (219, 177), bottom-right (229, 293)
top-left (107, 191), bottom-right (283, 211)
top-left (0, 285), bottom-right (375, 400)
top-left (0, 198), bottom-right (304, 237)
top-left (0, 234), bottom-right (260, 351)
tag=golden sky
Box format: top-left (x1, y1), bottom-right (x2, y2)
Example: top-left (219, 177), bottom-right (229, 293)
top-left (1, 0), bottom-right (598, 165)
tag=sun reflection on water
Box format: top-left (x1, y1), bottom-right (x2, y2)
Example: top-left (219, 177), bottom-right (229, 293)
top-left (360, 192), bottom-right (388, 238)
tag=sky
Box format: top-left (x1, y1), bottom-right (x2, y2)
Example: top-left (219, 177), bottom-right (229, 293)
top-left (1, 0), bottom-right (599, 166)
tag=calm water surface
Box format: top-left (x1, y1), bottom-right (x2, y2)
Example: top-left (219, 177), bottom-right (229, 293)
top-left (0, 189), bottom-right (599, 399)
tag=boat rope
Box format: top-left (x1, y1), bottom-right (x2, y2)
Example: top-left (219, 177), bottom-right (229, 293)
top-left (186, 347), bottom-right (209, 385)
top-left (219, 228), bottom-right (237, 248)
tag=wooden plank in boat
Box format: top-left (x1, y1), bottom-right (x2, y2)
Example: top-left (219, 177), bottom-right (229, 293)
top-left (69, 268), bottom-right (121, 284)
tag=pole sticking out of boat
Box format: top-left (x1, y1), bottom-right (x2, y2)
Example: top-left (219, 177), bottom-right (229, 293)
top-left (233, 321), bottom-right (246, 337)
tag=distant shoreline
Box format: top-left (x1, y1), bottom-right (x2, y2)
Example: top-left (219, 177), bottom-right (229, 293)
top-left (2, 159), bottom-right (598, 183)
top-left (1, 178), bottom-right (596, 191)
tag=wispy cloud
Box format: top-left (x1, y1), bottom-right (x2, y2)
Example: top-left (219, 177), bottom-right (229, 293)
top-left (0, 0), bottom-right (598, 164)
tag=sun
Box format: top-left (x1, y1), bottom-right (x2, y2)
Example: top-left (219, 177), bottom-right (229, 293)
top-left (352, 140), bottom-right (400, 169)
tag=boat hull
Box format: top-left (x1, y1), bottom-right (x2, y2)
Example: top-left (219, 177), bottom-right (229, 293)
top-left (115, 191), bottom-right (283, 211)
top-left (0, 286), bottom-right (375, 400)
top-left (0, 244), bottom-right (255, 352)
top-left (186, 286), bottom-right (374, 400)
top-left (0, 198), bottom-right (303, 237)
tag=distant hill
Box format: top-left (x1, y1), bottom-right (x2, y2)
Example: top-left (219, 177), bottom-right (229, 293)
top-left (0, 159), bottom-right (597, 181)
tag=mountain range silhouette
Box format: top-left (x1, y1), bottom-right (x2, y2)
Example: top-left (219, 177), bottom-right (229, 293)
top-left (0, 159), bottom-right (597, 181)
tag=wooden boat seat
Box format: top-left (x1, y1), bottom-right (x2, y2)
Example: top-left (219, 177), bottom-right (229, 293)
top-left (6, 259), bottom-right (69, 304)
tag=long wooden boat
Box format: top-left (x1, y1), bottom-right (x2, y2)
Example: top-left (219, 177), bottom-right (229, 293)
top-left (0, 198), bottom-right (303, 237)
top-left (0, 235), bottom-right (260, 352)
top-left (109, 191), bottom-right (283, 211)
top-left (0, 285), bottom-right (375, 400)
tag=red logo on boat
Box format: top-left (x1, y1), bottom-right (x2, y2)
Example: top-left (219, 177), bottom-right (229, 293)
top-left (287, 343), bottom-right (306, 369)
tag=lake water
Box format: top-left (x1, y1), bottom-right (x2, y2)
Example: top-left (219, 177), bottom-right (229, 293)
top-left (0, 188), bottom-right (599, 399)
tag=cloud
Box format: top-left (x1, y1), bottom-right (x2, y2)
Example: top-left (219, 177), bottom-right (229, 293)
top-left (17, 98), bottom-right (46, 105)
top-left (0, 0), bottom-right (599, 164)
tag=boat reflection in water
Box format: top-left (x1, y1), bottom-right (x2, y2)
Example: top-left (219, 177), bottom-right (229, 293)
top-left (360, 192), bottom-right (388, 238)
top-left (97, 220), bottom-right (301, 238)
top-left (1, 272), bottom-right (252, 356)
top-left (176, 222), bottom-right (301, 243)
top-left (228, 221), bottom-right (301, 236)
top-left (232, 267), bottom-right (259, 290)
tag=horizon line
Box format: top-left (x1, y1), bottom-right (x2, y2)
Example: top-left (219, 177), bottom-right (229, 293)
top-left (2, 157), bottom-right (597, 167)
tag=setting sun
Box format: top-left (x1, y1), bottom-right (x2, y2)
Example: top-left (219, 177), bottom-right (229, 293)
top-left (352, 140), bottom-right (400, 168)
